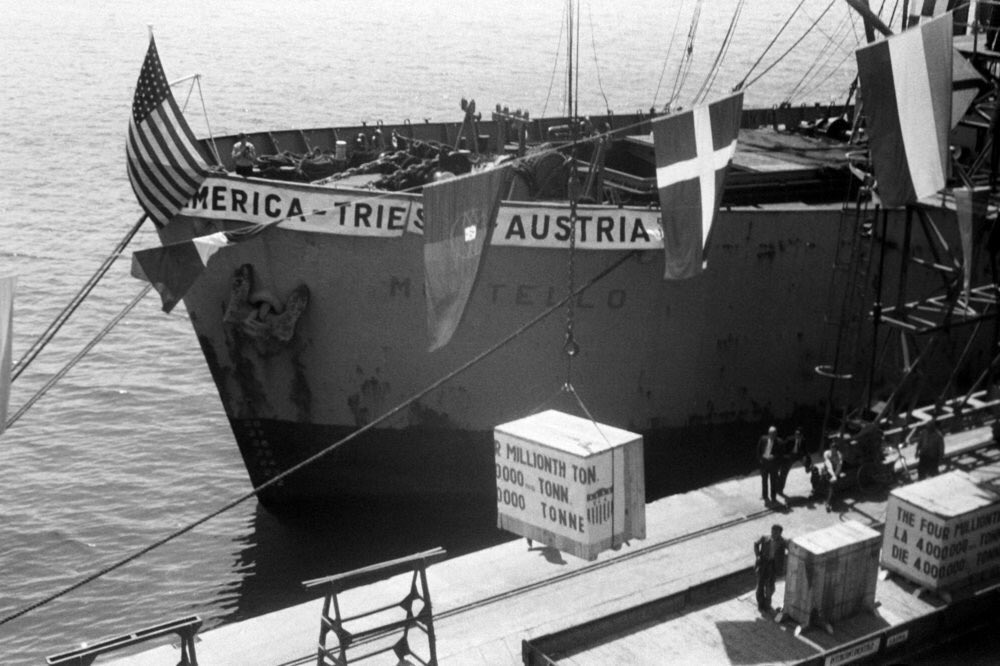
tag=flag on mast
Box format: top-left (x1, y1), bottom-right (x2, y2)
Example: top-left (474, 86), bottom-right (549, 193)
top-left (423, 166), bottom-right (512, 351)
top-left (855, 12), bottom-right (952, 207)
top-left (652, 92), bottom-right (743, 279)
top-left (126, 35), bottom-right (211, 227)
top-left (0, 276), bottom-right (15, 437)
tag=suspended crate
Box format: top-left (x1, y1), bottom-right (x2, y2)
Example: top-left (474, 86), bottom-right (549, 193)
top-left (494, 409), bottom-right (645, 561)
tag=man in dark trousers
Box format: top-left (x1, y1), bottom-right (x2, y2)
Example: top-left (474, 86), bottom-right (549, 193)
top-left (758, 426), bottom-right (782, 506)
top-left (916, 419), bottom-right (946, 479)
top-left (754, 524), bottom-right (787, 613)
top-left (776, 427), bottom-right (808, 498)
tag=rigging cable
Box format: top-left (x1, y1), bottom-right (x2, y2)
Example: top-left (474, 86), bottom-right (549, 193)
top-left (692, 0), bottom-right (746, 106)
top-left (735, 0), bottom-right (807, 92)
top-left (575, 0), bottom-right (581, 119)
top-left (540, 2), bottom-right (567, 118)
top-left (0, 249), bottom-right (639, 628)
top-left (783, 9), bottom-right (855, 103)
top-left (10, 214), bottom-right (146, 382)
top-left (652, 0), bottom-right (688, 110)
top-left (196, 77), bottom-right (222, 166)
top-left (793, 48), bottom-right (859, 105)
top-left (741, 0), bottom-right (838, 92)
top-left (586, 1), bottom-right (611, 114)
top-left (667, 0), bottom-right (703, 109)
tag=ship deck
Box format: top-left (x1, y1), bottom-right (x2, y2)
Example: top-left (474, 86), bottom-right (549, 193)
top-left (103, 426), bottom-right (1000, 665)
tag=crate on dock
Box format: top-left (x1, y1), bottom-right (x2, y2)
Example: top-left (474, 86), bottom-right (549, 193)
top-left (881, 470), bottom-right (1000, 592)
top-left (494, 409), bottom-right (645, 561)
top-left (783, 520), bottom-right (880, 629)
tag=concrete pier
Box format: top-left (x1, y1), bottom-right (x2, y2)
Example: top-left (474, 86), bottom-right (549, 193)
top-left (107, 426), bottom-right (1000, 665)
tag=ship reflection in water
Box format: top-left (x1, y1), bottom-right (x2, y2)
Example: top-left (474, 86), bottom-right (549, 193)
top-left (227, 497), bottom-right (510, 623)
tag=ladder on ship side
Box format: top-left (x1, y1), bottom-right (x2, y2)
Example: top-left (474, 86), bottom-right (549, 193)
top-left (818, 168), bottom-right (879, 441)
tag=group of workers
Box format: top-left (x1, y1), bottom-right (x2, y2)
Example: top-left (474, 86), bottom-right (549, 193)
top-left (757, 419), bottom-right (947, 514)
top-left (752, 418), bottom-right (948, 615)
top-left (756, 426), bottom-right (810, 508)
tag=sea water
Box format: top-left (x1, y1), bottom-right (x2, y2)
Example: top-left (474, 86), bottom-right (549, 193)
top-left (0, 0), bottom-right (858, 661)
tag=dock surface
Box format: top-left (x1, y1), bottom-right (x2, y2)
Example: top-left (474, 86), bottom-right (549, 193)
top-left (107, 428), bottom-right (1000, 665)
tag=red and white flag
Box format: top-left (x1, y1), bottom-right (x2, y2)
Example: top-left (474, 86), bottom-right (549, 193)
top-left (126, 35), bottom-right (211, 228)
top-left (0, 276), bottom-right (14, 437)
top-left (856, 13), bottom-right (952, 207)
top-left (423, 166), bottom-right (512, 351)
top-left (653, 92), bottom-right (743, 279)
top-left (132, 232), bottom-right (233, 312)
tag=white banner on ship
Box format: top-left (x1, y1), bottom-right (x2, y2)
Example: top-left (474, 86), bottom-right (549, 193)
top-left (181, 176), bottom-right (665, 250)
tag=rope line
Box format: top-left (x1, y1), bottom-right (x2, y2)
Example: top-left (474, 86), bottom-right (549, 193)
top-left (541, 2), bottom-right (567, 119)
top-left (742, 0), bottom-right (838, 92)
top-left (692, 0), bottom-right (745, 106)
top-left (5, 285), bottom-right (152, 432)
top-left (652, 0), bottom-right (688, 110)
top-left (668, 0), bottom-right (703, 109)
top-left (196, 76), bottom-right (222, 166)
top-left (11, 214), bottom-right (147, 382)
top-left (784, 10), bottom-right (855, 104)
top-left (0, 250), bottom-right (639, 628)
top-left (735, 0), bottom-right (807, 91)
top-left (587, 1), bottom-right (610, 114)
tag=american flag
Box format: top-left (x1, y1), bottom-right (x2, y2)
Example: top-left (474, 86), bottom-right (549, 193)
top-left (126, 36), bottom-right (210, 227)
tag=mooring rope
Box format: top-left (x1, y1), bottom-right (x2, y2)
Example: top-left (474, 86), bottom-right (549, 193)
top-left (5, 285), bottom-right (153, 433)
top-left (11, 214), bottom-right (146, 382)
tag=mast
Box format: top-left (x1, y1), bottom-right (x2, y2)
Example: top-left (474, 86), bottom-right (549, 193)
top-left (566, 0), bottom-right (574, 119)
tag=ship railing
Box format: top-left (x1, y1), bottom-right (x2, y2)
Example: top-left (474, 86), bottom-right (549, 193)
top-left (303, 546), bottom-right (447, 666)
top-left (45, 614), bottom-right (201, 666)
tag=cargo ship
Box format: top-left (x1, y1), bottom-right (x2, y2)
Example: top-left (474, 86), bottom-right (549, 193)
top-left (128, 7), bottom-right (998, 510)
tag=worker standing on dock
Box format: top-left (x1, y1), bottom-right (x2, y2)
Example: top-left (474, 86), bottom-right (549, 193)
top-left (822, 440), bottom-right (844, 512)
top-left (916, 419), bottom-right (945, 479)
top-left (776, 427), bottom-right (808, 498)
top-left (753, 524), bottom-right (786, 613)
top-left (232, 133), bottom-right (257, 177)
top-left (757, 426), bottom-right (781, 506)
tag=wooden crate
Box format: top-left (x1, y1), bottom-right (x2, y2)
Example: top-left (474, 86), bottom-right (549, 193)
top-left (494, 409), bottom-right (645, 561)
top-left (783, 520), bottom-right (880, 628)
top-left (881, 470), bottom-right (1000, 591)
